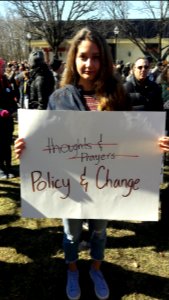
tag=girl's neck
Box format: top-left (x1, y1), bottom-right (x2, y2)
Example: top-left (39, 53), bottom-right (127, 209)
top-left (78, 79), bottom-right (94, 92)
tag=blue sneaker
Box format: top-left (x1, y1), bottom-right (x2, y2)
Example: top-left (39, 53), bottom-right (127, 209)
top-left (89, 268), bottom-right (109, 300)
top-left (66, 270), bottom-right (81, 300)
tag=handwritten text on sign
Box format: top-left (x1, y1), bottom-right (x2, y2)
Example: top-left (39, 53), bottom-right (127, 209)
top-left (31, 134), bottom-right (140, 198)
top-left (18, 110), bottom-right (165, 220)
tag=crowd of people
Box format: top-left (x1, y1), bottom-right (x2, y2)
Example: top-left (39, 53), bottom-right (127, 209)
top-left (1, 26), bottom-right (169, 300)
top-left (0, 52), bottom-right (64, 179)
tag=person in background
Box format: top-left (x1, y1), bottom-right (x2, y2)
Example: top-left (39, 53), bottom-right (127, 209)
top-left (14, 28), bottom-right (169, 300)
top-left (122, 62), bottom-right (131, 81)
top-left (28, 50), bottom-right (55, 109)
top-left (14, 63), bottom-right (27, 108)
top-left (124, 57), bottom-right (163, 111)
top-left (22, 70), bottom-right (30, 109)
top-left (50, 58), bottom-right (65, 89)
top-left (0, 58), bottom-right (17, 179)
top-left (5, 62), bottom-right (20, 104)
top-left (149, 60), bottom-right (164, 83)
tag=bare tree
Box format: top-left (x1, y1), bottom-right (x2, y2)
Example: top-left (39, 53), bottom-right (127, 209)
top-left (0, 16), bottom-right (26, 61)
top-left (8, 0), bottom-right (99, 57)
top-left (101, 0), bottom-right (169, 61)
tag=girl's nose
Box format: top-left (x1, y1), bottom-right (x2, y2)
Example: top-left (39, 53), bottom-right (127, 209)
top-left (86, 58), bottom-right (92, 66)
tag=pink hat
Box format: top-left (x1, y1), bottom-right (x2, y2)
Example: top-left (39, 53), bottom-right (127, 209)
top-left (0, 110), bottom-right (10, 117)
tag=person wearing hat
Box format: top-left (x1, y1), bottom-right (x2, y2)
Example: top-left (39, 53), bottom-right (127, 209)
top-left (50, 58), bottom-right (65, 90)
top-left (28, 50), bottom-right (55, 109)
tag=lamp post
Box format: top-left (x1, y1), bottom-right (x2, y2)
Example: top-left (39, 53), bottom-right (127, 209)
top-left (26, 32), bottom-right (32, 54)
top-left (113, 26), bottom-right (119, 64)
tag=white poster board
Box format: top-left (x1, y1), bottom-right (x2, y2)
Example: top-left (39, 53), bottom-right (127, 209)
top-left (18, 109), bottom-right (166, 221)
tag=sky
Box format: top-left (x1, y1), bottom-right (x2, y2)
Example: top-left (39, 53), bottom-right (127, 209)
top-left (0, 1), bottom-right (159, 19)
top-left (127, 1), bottom-right (160, 19)
top-left (0, 1), bottom-right (8, 16)
top-left (128, 1), bottom-right (147, 18)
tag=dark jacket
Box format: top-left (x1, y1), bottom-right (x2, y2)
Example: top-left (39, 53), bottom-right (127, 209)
top-left (29, 64), bottom-right (55, 110)
top-left (124, 75), bottom-right (163, 111)
top-left (0, 75), bottom-right (17, 165)
top-left (0, 75), bottom-right (17, 114)
top-left (48, 84), bottom-right (131, 111)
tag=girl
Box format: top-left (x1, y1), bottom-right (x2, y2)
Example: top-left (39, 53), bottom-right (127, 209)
top-left (14, 27), bottom-right (169, 300)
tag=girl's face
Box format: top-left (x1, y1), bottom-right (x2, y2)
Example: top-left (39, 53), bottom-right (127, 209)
top-left (75, 39), bottom-right (101, 90)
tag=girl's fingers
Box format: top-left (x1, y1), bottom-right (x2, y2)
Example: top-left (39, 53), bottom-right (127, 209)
top-left (158, 136), bottom-right (169, 152)
top-left (159, 136), bottom-right (169, 142)
top-left (14, 138), bottom-right (26, 159)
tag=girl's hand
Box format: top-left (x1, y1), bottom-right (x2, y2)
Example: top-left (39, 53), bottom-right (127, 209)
top-left (158, 136), bottom-right (169, 152)
top-left (14, 138), bottom-right (26, 159)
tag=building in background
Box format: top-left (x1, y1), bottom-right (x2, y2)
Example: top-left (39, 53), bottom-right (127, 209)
top-left (27, 19), bottom-right (169, 64)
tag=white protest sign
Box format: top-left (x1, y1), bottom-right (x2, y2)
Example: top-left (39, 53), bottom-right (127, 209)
top-left (18, 109), bottom-right (166, 221)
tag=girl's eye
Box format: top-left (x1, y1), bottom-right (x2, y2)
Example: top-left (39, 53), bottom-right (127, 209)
top-left (79, 55), bottom-right (87, 61)
top-left (93, 56), bottom-right (100, 60)
top-left (77, 54), bottom-right (100, 61)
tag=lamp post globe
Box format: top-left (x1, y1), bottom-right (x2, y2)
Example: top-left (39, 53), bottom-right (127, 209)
top-left (26, 32), bottom-right (32, 54)
top-left (114, 26), bottom-right (119, 36)
top-left (113, 26), bottom-right (119, 64)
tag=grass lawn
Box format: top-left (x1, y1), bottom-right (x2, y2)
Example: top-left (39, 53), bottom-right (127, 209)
top-left (0, 118), bottom-right (169, 300)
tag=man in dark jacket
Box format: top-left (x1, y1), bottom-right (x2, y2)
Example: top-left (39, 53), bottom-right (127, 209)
top-left (28, 50), bottom-right (55, 109)
top-left (124, 57), bottom-right (163, 111)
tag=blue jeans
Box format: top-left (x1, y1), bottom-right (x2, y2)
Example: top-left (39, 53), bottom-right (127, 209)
top-left (63, 219), bottom-right (108, 263)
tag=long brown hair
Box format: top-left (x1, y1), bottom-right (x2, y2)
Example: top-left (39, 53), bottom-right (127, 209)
top-left (60, 27), bottom-right (129, 111)
top-left (161, 65), bottom-right (169, 83)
